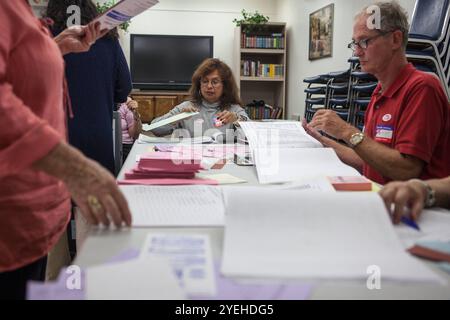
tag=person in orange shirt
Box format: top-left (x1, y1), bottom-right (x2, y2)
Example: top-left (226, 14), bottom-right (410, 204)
top-left (0, 1), bottom-right (131, 299)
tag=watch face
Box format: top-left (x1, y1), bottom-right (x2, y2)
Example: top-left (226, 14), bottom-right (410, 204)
top-left (350, 133), bottom-right (363, 146)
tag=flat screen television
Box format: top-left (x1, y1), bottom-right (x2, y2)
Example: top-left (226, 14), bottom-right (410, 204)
top-left (130, 34), bottom-right (214, 90)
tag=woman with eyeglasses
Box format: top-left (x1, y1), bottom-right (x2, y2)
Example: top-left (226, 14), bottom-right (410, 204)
top-left (150, 58), bottom-right (249, 139)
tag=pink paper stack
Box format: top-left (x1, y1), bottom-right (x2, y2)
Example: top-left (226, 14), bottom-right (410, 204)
top-left (118, 152), bottom-right (218, 186)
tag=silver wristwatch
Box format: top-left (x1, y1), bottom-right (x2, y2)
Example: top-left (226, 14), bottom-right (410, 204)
top-left (412, 179), bottom-right (436, 207)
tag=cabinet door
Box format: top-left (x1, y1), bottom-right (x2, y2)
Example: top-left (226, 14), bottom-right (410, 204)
top-left (132, 95), bottom-right (154, 123)
top-left (154, 96), bottom-right (178, 118)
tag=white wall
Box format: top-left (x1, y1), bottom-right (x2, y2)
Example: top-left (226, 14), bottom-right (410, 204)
top-left (276, 0), bottom-right (416, 119)
top-left (115, 0), bottom-right (279, 65)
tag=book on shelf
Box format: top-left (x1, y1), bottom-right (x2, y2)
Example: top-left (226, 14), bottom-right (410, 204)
top-left (244, 102), bottom-right (283, 120)
top-left (241, 60), bottom-right (284, 78)
top-left (240, 33), bottom-right (285, 49)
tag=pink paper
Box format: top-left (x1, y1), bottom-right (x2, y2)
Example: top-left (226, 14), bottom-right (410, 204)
top-left (117, 178), bottom-right (219, 186)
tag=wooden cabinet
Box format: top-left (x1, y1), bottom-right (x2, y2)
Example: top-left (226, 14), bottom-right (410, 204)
top-left (130, 91), bottom-right (190, 123)
top-left (154, 96), bottom-right (179, 118)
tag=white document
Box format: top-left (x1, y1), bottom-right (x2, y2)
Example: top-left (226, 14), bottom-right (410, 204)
top-left (94, 0), bottom-right (159, 31)
top-left (221, 188), bottom-right (443, 283)
top-left (197, 173), bottom-right (247, 185)
top-left (120, 185), bottom-right (225, 227)
top-left (85, 256), bottom-right (185, 300)
top-left (141, 234), bottom-right (216, 297)
top-left (143, 112), bottom-right (199, 132)
top-left (395, 208), bottom-right (450, 249)
top-left (178, 136), bottom-right (214, 144)
top-left (137, 133), bottom-right (213, 144)
top-left (239, 121), bottom-right (322, 150)
top-left (273, 176), bottom-right (336, 192)
top-left (137, 133), bottom-right (180, 144)
top-left (254, 147), bottom-right (361, 184)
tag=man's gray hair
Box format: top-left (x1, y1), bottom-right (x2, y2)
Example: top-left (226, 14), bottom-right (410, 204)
top-left (357, 1), bottom-right (410, 49)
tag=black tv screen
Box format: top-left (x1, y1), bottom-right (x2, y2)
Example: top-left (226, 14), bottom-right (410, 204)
top-left (130, 34), bottom-right (213, 90)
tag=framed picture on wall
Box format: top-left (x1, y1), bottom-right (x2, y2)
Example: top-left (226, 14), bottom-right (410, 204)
top-left (309, 3), bottom-right (334, 60)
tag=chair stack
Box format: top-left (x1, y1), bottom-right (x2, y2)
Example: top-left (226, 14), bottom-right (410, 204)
top-left (303, 57), bottom-right (377, 131)
top-left (346, 57), bottom-right (377, 131)
top-left (406, 0), bottom-right (450, 99)
top-left (325, 69), bottom-right (351, 122)
top-left (303, 74), bottom-right (328, 122)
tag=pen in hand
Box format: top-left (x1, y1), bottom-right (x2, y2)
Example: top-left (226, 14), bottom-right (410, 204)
top-left (400, 216), bottom-right (421, 231)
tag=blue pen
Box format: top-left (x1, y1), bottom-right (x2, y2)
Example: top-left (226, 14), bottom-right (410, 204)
top-left (400, 216), bottom-right (421, 231)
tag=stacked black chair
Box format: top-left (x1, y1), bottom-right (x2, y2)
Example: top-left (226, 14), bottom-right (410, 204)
top-left (303, 74), bottom-right (328, 122)
top-left (303, 57), bottom-right (378, 129)
top-left (346, 60), bottom-right (378, 130)
top-left (325, 69), bottom-right (351, 122)
top-left (407, 0), bottom-right (450, 98)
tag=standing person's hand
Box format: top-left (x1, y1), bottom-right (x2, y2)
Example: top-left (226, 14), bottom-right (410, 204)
top-left (54, 22), bottom-right (107, 55)
top-left (64, 158), bottom-right (132, 228)
top-left (33, 142), bottom-right (132, 228)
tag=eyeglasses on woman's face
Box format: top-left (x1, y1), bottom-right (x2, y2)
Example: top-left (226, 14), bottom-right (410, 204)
top-left (200, 78), bottom-right (223, 88)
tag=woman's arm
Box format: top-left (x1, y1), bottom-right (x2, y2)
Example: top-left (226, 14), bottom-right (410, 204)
top-left (33, 141), bottom-right (132, 227)
top-left (150, 102), bottom-right (197, 136)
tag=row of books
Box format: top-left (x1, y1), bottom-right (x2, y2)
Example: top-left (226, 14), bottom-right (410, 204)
top-left (245, 105), bottom-right (283, 120)
top-left (241, 60), bottom-right (284, 78)
top-left (241, 33), bottom-right (284, 49)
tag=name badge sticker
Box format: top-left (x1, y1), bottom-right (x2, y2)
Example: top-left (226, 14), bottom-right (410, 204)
top-left (375, 125), bottom-right (394, 143)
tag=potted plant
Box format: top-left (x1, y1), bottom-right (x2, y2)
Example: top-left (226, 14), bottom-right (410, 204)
top-left (233, 9), bottom-right (270, 32)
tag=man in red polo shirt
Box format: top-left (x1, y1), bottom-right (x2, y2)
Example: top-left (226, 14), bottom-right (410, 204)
top-left (305, 1), bottom-right (450, 185)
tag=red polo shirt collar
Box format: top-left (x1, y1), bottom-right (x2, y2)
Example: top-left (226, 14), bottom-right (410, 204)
top-left (372, 63), bottom-right (416, 99)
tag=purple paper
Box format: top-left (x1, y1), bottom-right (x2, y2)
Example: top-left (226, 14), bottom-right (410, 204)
top-left (192, 263), bottom-right (313, 300)
top-left (27, 248), bottom-right (140, 300)
top-left (27, 267), bottom-right (86, 300)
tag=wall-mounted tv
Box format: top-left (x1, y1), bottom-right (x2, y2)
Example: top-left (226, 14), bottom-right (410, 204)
top-left (130, 34), bottom-right (214, 90)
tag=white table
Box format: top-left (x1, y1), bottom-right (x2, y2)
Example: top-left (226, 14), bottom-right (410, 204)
top-left (74, 142), bottom-right (450, 299)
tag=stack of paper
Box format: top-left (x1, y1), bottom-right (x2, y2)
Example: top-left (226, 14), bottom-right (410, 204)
top-left (137, 134), bottom-right (214, 145)
top-left (120, 185), bottom-right (225, 227)
top-left (328, 176), bottom-right (372, 191)
top-left (221, 187), bottom-right (443, 283)
top-left (118, 152), bottom-right (218, 186)
top-left (254, 147), bottom-right (361, 184)
top-left (137, 134), bottom-right (181, 144)
top-left (238, 121), bottom-right (322, 150)
top-left (155, 144), bottom-right (248, 160)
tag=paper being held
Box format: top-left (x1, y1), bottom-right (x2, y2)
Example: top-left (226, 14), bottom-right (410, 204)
top-left (143, 112), bottom-right (199, 132)
top-left (93, 0), bottom-right (159, 31)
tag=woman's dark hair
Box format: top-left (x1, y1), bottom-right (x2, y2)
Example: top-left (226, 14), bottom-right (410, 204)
top-left (189, 58), bottom-right (242, 110)
top-left (45, 0), bottom-right (118, 38)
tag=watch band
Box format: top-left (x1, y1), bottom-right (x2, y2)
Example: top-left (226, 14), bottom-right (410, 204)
top-left (411, 179), bottom-right (436, 207)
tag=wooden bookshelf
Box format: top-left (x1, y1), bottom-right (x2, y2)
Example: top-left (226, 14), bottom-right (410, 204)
top-left (234, 22), bottom-right (287, 120)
